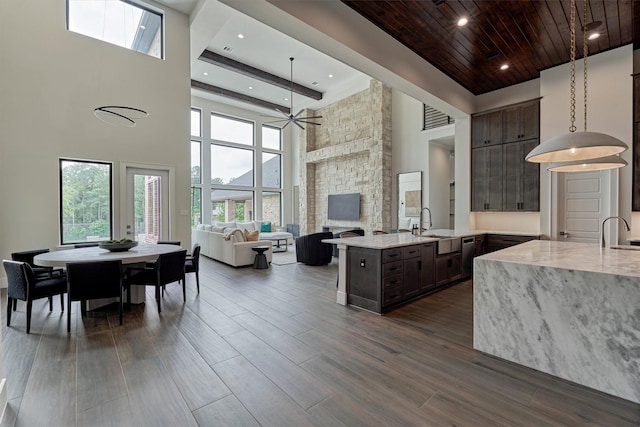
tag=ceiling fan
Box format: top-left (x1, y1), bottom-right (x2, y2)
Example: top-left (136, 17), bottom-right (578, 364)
top-left (265, 57), bottom-right (322, 130)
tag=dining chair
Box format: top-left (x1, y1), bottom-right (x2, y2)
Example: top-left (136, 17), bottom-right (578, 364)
top-left (157, 241), bottom-right (181, 246)
top-left (184, 244), bottom-right (201, 294)
top-left (65, 260), bottom-right (124, 333)
top-left (3, 260), bottom-right (67, 334)
top-left (11, 249), bottom-right (65, 278)
top-left (125, 250), bottom-right (187, 313)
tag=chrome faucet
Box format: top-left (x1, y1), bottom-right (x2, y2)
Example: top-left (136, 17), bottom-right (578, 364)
top-left (420, 207), bottom-right (432, 234)
top-left (601, 216), bottom-right (630, 247)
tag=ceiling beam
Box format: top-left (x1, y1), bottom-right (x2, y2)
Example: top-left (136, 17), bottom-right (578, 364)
top-left (198, 50), bottom-right (323, 101)
top-left (191, 80), bottom-right (291, 114)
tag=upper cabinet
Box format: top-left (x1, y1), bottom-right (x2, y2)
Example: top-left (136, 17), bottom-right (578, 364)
top-left (471, 99), bottom-right (540, 212)
top-left (471, 110), bottom-right (503, 148)
top-left (502, 100), bottom-right (540, 143)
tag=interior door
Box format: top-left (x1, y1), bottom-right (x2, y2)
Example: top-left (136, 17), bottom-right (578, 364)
top-left (124, 167), bottom-right (170, 244)
top-left (557, 171), bottom-right (603, 243)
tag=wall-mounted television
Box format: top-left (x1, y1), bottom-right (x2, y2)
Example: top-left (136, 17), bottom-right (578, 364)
top-left (328, 193), bottom-right (360, 221)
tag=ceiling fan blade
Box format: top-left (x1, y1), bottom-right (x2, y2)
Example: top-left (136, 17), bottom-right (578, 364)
top-left (298, 115), bottom-right (323, 120)
top-left (293, 120), bottom-right (305, 130)
top-left (281, 120), bottom-right (292, 129)
top-left (297, 120), bottom-right (322, 126)
top-left (274, 108), bottom-right (290, 119)
top-left (293, 109), bottom-right (306, 119)
top-left (264, 118), bottom-right (291, 124)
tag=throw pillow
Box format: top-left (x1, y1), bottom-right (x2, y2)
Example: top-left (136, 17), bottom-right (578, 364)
top-left (271, 222), bottom-right (276, 232)
top-left (260, 222), bottom-right (272, 232)
top-left (211, 226), bottom-right (226, 233)
top-left (203, 224), bottom-right (213, 231)
top-left (244, 229), bottom-right (260, 241)
top-left (196, 224), bottom-right (205, 231)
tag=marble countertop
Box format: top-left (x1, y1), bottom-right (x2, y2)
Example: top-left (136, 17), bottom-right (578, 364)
top-left (477, 239), bottom-right (640, 278)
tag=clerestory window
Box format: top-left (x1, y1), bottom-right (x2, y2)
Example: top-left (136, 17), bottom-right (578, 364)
top-left (67, 0), bottom-right (164, 59)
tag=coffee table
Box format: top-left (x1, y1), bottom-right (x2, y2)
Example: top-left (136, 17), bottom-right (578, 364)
top-left (262, 231), bottom-right (293, 253)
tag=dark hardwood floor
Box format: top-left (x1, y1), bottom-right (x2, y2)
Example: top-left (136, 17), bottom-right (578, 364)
top-left (1, 255), bottom-right (639, 426)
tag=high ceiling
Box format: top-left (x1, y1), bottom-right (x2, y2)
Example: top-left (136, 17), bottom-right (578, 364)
top-left (343, 0), bottom-right (639, 95)
top-left (155, 0), bottom-right (639, 113)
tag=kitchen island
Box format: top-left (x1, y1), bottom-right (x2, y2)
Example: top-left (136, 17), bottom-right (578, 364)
top-left (474, 239), bottom-right (640, 404)
top-left (324, 230), bottom-right (484, 313)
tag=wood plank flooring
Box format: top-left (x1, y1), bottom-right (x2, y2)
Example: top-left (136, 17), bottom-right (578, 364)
top-left (1, 256), bottom-right (639, 426)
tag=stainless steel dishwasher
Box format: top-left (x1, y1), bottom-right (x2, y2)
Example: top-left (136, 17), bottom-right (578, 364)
top-left (461, 237), bottom-right (475, 279)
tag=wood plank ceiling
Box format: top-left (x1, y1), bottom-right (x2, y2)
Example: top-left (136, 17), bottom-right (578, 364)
top-left (342, 0), bottom-right (639, 95)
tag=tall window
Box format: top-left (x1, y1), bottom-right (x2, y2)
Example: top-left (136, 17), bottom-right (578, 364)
top-left (211, 113), bottom-right (256, 222)
top-left (67, 0), bottom-right (164, 59)
top-left (191, 109), bottom-right (285, 226)
top-left (190, 108), bottom-right (202, 227)
top-left (59, 159), bottom-right (113, 245)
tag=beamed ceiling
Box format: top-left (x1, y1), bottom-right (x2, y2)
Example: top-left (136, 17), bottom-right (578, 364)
top-left (343, 0), bottom-right (640, 95)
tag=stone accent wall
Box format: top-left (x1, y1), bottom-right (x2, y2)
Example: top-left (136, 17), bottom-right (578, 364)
top-left (299, 80), bottom-right (392, 235)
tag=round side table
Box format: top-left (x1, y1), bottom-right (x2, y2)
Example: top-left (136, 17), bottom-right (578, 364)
top-left (251, 245), bottom-right (270, 269)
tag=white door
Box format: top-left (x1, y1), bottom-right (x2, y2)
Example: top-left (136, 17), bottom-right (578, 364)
top-left (557, 171), bottom-right (604, 243)
top-left (124, 167), bottom-right (170, 243)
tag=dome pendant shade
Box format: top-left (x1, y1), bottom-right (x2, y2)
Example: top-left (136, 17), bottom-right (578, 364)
top-left (547, 154), bottom-right (627, 172)
top-left (525, 131), bottom-right (628, 163)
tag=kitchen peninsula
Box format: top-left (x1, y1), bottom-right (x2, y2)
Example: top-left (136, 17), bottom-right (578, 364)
top-left (474, 240), bottom-right (640, 404)
top-left (326, 230), bottom-right (483, 313)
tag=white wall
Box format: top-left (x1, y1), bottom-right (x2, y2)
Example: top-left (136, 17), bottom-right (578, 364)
top-left (542, 45), bottom-right (633, 239)
top-left (0, 0), bottom-right (191, 276)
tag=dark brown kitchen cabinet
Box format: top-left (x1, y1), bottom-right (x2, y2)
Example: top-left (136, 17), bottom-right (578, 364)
top-left (420, 243), bottom-right (436, 292)
top-left (472, 110), bottom-right (503, 148)
top-left (347, 243), bottom-right (437, 313)
top-left (471, 99), bottom-right (540, 213)
top-left (485, 234), bottom-right (538, 253)
top-left (471, 145), bottom-right (503, 211)
top-left (502, 139), bottom-right (540, 211)
top-left (435, 253), bottom-right (461, 287)
top-left (503, 100), bottom-right (539, 143)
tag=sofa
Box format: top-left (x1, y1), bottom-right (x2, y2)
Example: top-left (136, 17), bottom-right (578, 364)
top-left (192, 223), bottom-right (274, 267)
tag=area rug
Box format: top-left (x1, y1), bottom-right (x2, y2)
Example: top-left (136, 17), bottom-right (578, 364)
top-left (271, 244), bottom-right (298, 265)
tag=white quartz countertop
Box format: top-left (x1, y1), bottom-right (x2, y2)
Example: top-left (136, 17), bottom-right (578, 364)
top-left (477, 239), bottom-right (640, 278)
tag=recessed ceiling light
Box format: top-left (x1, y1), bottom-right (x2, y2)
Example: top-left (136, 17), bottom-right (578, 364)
top-left (457, 17), bottom-right (468, 27)
top-left (248, 86), bottom-right (253, 90)
top-left (588, 32), bottom-right (600, 40)
top-left (328, 74), bottom-right (333, 78)
top-left (237, 34), bottom-right (244, 39)
top-left (500, 64), bottom-right (509, 70)
top-left (203, 72), bottom-right (208, 76)
top-left (284, 98), bottom-right (289, 101)
top-left (139, 25), bottom-right (146, 30)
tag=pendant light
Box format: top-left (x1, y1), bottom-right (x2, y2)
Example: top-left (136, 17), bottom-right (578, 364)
top-left (525, 0), bottom-right (627, 170)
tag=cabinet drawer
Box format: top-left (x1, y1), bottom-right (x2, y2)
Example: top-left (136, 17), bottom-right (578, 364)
top-left (402, 245), bottom-right (421, 258)
top-left (382, 248), bottom-right (402, 263)
top-left (383, 278), bottom-right (403, 305)
top-left (383, 261), bottom-right (403, 277)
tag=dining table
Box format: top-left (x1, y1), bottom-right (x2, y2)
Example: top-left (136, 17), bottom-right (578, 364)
top-left (34, 244), bottom-right (184, 306)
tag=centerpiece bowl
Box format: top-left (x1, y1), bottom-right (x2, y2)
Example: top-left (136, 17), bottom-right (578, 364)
top-left (98, 240), bottom-right (138, 252)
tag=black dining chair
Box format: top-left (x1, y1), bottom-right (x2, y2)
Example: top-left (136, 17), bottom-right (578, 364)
top-left (3, 260), bottom-right (67, 334)
top-left (125, 250), bottom-right (187, 313)
top-left (11, 248), bottom-right (65, 278)
top-left (184, 244), bottom-right (201, 294)
top-left (65, 260), bottom-right (124, 333)
top-left (157, 241), bottom-right (181, 246)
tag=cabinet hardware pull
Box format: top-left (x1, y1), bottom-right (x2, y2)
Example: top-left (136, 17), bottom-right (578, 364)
top-left (418, 261), bottom-right (422, 270)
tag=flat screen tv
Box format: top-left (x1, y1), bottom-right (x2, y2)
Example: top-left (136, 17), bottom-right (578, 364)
top-left (328, 193), bottom-right (360, 221)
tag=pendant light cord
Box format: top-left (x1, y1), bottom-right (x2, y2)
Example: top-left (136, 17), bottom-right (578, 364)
top-left (583, 0), bottom-right (588, 132)
top-left (569, 0), bottom-right (576, 133)
top-left (289, 57), bottom-right (294, 115)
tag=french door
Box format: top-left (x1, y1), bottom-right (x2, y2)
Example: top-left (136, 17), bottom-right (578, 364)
top-left (122, 165), bottom-right (171, 243)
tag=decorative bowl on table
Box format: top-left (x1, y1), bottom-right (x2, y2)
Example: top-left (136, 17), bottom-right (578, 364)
top-left (98, 240), bottom-right (138, 252)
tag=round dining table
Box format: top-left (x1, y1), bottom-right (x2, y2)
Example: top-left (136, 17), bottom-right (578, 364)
top-left (34, 244), bottom-right (184, 306)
